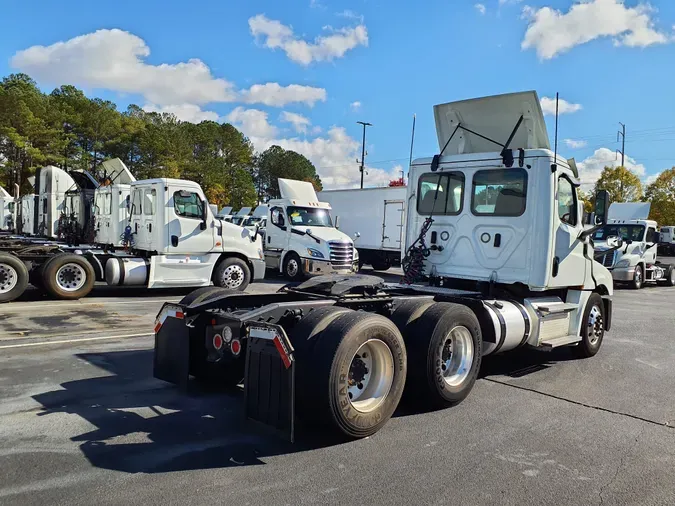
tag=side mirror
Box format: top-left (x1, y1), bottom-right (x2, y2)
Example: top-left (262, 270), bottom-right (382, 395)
top-left (607, 235), bottom-right (623, 249)
top-left (354, 232), bottom-right (361, 242)
top-left (593, 189), bottom-right (610, 226)
top-left (335, 215), bottom-right (340, 229)
top-left (200, 199), bottom-right (208, 230)
top-left (652, 232), bottom-right (661, 245)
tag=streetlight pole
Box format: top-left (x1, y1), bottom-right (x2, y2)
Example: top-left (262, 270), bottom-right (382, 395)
top-left (357, 121), bottom-right (372, 189)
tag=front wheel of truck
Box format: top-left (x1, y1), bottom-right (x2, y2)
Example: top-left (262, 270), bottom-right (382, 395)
top-left (573, 293), bottom-right (605, 358)
top-left (631, 264), bottom-right (643, 290)
top-left (213, 257), bottom-right (251, 291)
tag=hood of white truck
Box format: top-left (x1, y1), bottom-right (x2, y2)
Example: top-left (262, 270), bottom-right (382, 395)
top-left (295, 225), bottom-right (353, 245)
top-left (433, 91), bottom-right (550, 155)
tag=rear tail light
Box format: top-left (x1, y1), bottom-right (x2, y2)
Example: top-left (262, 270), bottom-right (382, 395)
top-left (231, 339), bottom-right (242, 356)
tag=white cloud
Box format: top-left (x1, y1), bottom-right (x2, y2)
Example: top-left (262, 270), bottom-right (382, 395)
top-left (11, 29), bottom-right (325, 115)
top-left (540, 96), bottom-right (582, 115)
top-left (475, 4), bottom-right (486, 15)
top-left (142, 103), bottom-right (219, 123)
top-left (644, 172), bottom-right (660, 186)
top-left (500, 0), bottom-right (523, 5)
top-left (280, 111), bottom-right (311, 134)
top-left (225, 107), bottom-right (278, 139)
top-left (521, 0), bottom-right (673, 60)
top-left (11, 29), bottom-right (236, 106)
top-left (564, 138), bottom-right (588, 149)
top-left (240, 82), bottom-right (326, 107)
top-left (577, 147), bottom-right (646, 189)
top-left (350, 101), bottom-right (362, 111)
top-left (248, 14), bottom-right (368, 66)
top-left (227, 108), bottom-right (397, 188)
top-left (337, 10), bottom-right (365, 23)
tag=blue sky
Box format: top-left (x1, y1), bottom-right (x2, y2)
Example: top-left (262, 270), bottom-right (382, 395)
top-left (2, 0), bottom-right (675, 188)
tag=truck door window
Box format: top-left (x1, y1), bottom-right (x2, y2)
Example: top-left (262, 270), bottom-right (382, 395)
top-left (417, 172), bottom-right (464, 215)
top-left (131, 190), bottom-right (142, 215)
top-left (557, 176), bottom-right (577, 226)
top-left (471, 169), bottom-right (527, 216)
top-left (173, 191), bottom-right (203, 219)
top-left (646, 227), bottom-right (656, 243)
top-left (144, 189), bottom-right (156, 216)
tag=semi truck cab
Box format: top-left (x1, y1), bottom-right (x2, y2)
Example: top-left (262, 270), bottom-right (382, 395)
top-left (594, 203), bottom-right (675, 288)
top-left (264, 178), bottom-right (358, 279)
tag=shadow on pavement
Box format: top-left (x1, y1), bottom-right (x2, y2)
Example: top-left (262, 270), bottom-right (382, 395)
top-left (31, 349), bottom-right (347, 474)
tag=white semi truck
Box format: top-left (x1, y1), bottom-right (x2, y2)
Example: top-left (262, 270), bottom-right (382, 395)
top-left (658, 226), bottom-right (675, 256)
top-left (318, 185), bottom-right (406, 271)
top-left (153, 91), bottom-right (615, 442)
top-left (0, 185), bottom-right (14, 231)
top-left (0, 163), bottom-right (265, 303)
top-left (593, 202), bottom-right (675, 288)
top-left (263, 178), bottom-right (358, 280)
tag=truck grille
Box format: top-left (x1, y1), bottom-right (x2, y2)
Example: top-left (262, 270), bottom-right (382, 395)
top-left (599, 251), bottom-right (615, 268)
top-left (329, 241), bottom-right (354, 267)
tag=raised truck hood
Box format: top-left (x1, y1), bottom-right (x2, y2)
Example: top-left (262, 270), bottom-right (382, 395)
top-left (433, 91), bottom-right (550, 155)
top-left (608, 202), bottom-right (651, 222)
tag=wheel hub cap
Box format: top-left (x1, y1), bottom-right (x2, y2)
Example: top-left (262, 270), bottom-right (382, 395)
top-left (440, 326), bottom-right (474, 387)
top-left (347, 339), bottom-right (394, 413)
top-left (0, 263), bottom-right (18, 294)
top-left (56, 263), bottom-right (86, 292)
top-left (222, 265), bottom-right (244, 289)
top-left (287, 259), bottom-right (298, 277)
top-left (588, 305), bottom-right (603, 345)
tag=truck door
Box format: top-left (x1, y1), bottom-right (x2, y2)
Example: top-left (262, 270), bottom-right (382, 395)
top-left (548, 173), bottom-right (586, 288)
top-left (167, 187), bottom-right (215, 254)
top-left (130, 188), bottom-right (148, 249)
top-left (645, 226), bottom-right (658, 264)
top-left (264, 206), bottom-right (289, 269)
top-left (382, 200), bottom-right (404, 249)
top-left (142, 187), bottom-right (158, 251)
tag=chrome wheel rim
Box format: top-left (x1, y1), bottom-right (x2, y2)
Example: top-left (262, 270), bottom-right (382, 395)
top-left (347, 339), bottom-right (394, 413)
top-left (440, 326), bottom-right (474, 387)
top-left (221, 265), bottom-right (245, 289)
top-left (55, 263), bottom-right (87, 292)
top-left (587, 305), bottom-right (603, 345)
top-left (635, 267), bottom-right (642, 286)
top-left (287, 258), bottom-right (299, 278)
top-left (0, 263), bottom-right (18, 294)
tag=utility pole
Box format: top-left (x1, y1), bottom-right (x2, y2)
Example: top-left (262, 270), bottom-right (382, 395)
top-left (617, 122), bottom-right (626, 199)
top-left (357, 121), bottom-right (372, 189)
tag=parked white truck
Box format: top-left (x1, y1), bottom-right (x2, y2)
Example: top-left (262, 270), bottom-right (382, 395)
top-left (263, 178), bottom-right (358, 280)
top-left (154, 91), bottom-right (615, 442)
top-left (318, 185), bottom-right (406, 271)
top-left (0, 185), bottom-right (13, 231)
top-left (593, 202), bottom-right (675, 289)
top-left (0, 166), bottom-right (265, 302)
top-left (658, 226), bottom-right (675, 256)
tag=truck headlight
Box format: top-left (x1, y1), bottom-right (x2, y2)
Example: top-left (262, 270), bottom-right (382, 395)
top-left (307, 247), bottom-right (324, 259)
top-left (616, 259), bottom-right (631, 268)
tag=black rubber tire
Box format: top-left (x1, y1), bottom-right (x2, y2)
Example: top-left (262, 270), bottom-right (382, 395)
top-left (573, 293), bottom-right (605, 358)
top-left (212, 257), bottom-right (251, 292)
top-left (179, 286), bottom-right (235, 307)
top-left (404, 302), bottom-right (482, 409)
top-left (657, 265), bottom-right (675, 287)
top-left (306, 311), bottom-right (407, 439)
top-left (0, 253), bottom-right (29, 303)
top-left (390, 298), bottom-right (436, 335)
top-left (185, 287), bottom-right (242, 386)
top-left (283, 251), bottom-right (304, 281)
top-left (631, 264), bottom-right (643, 290)
top-left (292, 306), bottom-right (353, 410)
top-left (41, 253), bottom-right (95, 300)
top-left (371, 258), bottom-right (392, 271)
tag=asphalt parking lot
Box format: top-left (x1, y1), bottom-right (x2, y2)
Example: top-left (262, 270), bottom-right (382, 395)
top-left (1, 269), bottom-right (675, 506)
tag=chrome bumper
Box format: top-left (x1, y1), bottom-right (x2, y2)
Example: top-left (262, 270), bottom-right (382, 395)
top-left (610, 266), bottom-right (636, 282)
top-left (302, 258), bottom-right (358, 276)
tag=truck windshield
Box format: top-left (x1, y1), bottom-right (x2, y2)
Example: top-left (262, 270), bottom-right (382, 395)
top-left (287, 206), bottom-right (333, 227)
top-left (594, 224), bottom-right (645, 242)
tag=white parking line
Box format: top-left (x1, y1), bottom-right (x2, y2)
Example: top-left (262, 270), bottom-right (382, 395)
top-left (0, 333), bottom-right (153, 350)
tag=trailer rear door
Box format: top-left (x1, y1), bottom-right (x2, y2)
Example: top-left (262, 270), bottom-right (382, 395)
top-left (382, 200), bottom-right (404, 250)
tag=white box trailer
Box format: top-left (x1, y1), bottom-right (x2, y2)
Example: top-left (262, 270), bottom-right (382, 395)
top-left (318, 186), bottom-right (406, 271)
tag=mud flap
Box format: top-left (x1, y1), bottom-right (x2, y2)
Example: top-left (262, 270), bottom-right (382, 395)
top-left (244, 323), bottom-right (296, 442)
top-left (153, 303), bottom-right (190, 391)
